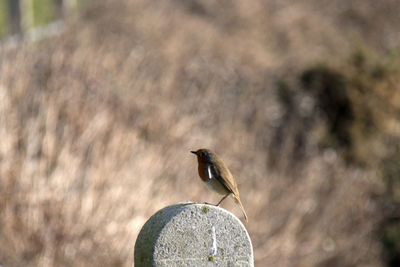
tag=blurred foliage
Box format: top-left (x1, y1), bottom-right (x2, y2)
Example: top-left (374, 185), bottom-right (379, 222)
top-left (277, 45), bottom-right (400, 166)
top-left (0, 0), bottom-right (88, 38)
top-left (277, 45), bottom-right (400, 266)
top-left (381, 152), bottom-right (400, 267)
top-left (0, 0), bottom-right (7, 38)
top-left (33, 0), bottom-right (54, 26)
top-left (383, 222), bottom-right (400, 267)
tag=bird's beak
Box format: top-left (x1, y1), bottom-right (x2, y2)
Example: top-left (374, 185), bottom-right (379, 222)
top-left (190, 151), bottom-right (197, 155)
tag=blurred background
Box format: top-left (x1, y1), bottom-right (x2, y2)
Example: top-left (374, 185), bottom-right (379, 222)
top-left (1, 0), bottom-right (400, 266)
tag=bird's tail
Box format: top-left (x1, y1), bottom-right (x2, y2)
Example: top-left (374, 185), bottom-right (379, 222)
top-left (234, 195), bottom-right (248, 223)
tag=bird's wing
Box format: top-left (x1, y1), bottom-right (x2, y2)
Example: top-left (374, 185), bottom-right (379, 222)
top-left (205, 163), bottom-right (213, 180)
top-left (210, 159), bottom-right (239, 196)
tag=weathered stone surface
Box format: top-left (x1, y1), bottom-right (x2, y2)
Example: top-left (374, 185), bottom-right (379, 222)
top-left (134, 202), bottom-right (253, 266)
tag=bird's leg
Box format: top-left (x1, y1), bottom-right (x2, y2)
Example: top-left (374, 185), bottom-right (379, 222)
top-left (216, 193), bottom-right (230, 206)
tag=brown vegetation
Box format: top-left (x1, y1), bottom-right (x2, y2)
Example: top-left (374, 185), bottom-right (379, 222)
top-left (1, 0), bottom-right (400, 266)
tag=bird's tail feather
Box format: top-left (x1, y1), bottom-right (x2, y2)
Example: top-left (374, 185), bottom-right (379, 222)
top-left (234, 196), bottom-right (248, 223)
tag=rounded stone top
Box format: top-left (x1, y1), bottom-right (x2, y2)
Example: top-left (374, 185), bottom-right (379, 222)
top-left (134, 202), bottom-right (253, 266)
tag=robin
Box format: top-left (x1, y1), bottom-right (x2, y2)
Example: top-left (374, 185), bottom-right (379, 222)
top-left (191, 148), bottom-right (248, 222)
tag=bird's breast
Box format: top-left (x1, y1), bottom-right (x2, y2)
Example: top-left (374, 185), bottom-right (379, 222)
top-left (197, 161), bottom-right (209, 182)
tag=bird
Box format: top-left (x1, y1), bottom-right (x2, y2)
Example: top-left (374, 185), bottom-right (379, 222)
top-left (191, 148), bottom-right (248, 222)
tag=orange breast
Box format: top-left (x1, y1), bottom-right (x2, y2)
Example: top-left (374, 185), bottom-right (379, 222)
top-left (197, 161), bottom-right (208, 182)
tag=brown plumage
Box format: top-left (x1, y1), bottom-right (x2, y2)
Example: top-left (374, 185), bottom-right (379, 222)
top-left (191, 148), bottom-right (248, 222)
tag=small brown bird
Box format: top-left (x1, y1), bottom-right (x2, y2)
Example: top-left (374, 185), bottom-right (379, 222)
top-left (191, 148), bottom-right (248, 222)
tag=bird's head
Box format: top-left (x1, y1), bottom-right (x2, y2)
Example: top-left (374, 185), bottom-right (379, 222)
top-left (190, 148), bottom-right (214, 163)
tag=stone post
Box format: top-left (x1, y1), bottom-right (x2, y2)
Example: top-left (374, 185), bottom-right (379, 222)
top-left (134, 203), bottom-right (253, 266)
